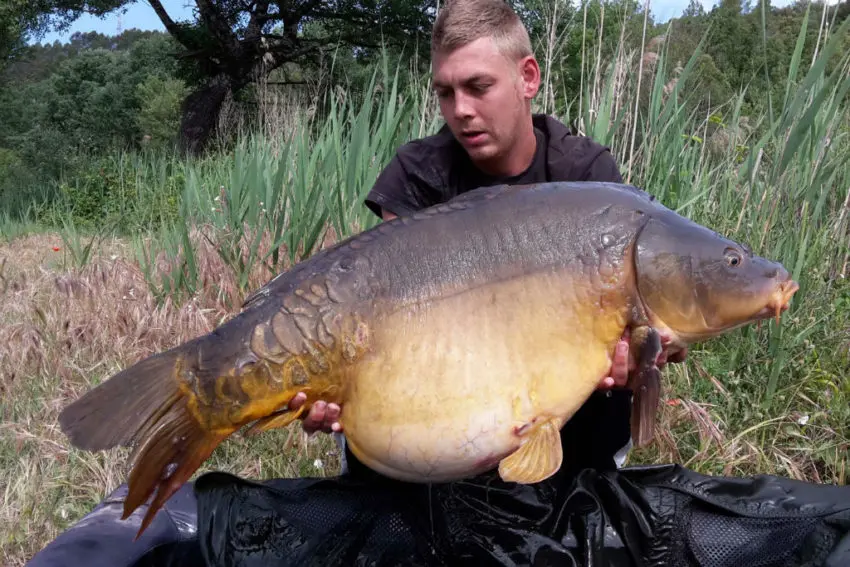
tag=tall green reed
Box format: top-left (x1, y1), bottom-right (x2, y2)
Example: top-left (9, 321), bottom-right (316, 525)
top-left (137, 58), bottom-right (439, 304)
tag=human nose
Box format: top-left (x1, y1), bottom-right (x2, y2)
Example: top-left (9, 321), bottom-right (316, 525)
top-left (451, 91), bottom-right (475, 121)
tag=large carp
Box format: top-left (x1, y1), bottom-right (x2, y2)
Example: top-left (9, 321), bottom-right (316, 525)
top-left (59, 181), bottom-right (799, 536)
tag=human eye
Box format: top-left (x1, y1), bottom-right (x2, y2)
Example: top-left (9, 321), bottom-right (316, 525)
top-left (470, 81), bottom-right (492, 95)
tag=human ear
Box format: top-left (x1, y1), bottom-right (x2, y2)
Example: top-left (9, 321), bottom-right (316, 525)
top-left (518, 56), bottom-right (541, 99)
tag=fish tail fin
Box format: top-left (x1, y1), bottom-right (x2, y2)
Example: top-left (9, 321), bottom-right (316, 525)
top-left (57, 344), bottom-right (232, 538)
top-left (58, 348), bottom-right (185, 452)
top-left (123, 406), bottom-right (228, 538)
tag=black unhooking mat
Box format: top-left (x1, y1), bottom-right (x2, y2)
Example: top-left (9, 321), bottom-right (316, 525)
top-left (28, 463), bottom-right (850, 567)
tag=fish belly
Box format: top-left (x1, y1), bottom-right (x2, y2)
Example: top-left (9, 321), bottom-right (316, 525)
top-left (341, 269), bottom-right (627, 483)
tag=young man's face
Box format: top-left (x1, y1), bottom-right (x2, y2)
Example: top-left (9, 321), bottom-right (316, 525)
top-left (432, 36), bottom-right (540, 172)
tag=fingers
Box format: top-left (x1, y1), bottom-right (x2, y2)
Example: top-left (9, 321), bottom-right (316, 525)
top-left (302, 400), bottom-right (327, 434)
top-left (290, 392), bottom-right (343, 435)
top-left (610, 339), bottom-right (630, 386)
top-left (288, 392), bottom-right (307, 410)
top-left (598, 333), bottom-right (688, 391)
top-left (657, 346), bottom-right (689, 369)
top-left (326, 404), bottom-right (343, 433)
top-left (597, 339), bottom-right (630, 390)
top-left (669, 346), bottom-right (689, 364)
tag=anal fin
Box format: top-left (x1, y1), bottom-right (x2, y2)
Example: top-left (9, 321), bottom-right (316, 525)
top-left (498, 418), bottom-right (562, 484)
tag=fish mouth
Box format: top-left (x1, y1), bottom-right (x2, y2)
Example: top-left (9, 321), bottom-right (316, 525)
top-left (753, 279), bottom-right (800, 324)
top-left (636, 278), bottom-right (800, 346)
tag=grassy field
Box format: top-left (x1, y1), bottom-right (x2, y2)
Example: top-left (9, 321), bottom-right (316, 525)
top-left (2, 13), bottom-right (850, 566)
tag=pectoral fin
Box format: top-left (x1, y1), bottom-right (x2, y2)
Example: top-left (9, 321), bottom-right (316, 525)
top-left (627, 326), bottom-right (663, 447)
top-left (498, 418), bottom-right (563, 484)
top-left (630, 366), bottom-right (661, 447)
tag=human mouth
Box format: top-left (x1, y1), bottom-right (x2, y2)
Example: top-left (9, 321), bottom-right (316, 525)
top-left (461, 130), bottom-right (487, 145)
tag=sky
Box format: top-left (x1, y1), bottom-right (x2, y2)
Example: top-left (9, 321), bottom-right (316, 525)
top-left (32, 0), bottom-right (826, 45)
top-left (34, 1), bottom-right (196, 45)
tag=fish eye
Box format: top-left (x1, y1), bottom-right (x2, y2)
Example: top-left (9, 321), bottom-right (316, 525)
top-left (725, 248), bottom-right (743, 267)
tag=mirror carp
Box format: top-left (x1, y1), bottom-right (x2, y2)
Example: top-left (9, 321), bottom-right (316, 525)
top-left (58, 181), bottom-right (799, 537)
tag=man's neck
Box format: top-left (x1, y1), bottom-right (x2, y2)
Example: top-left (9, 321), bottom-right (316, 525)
top-left (474, 119), bottom-right (538, 178)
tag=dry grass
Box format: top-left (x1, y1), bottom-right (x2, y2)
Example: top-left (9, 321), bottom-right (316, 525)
top-left (631, 359), bottom-right (849, 486)
top-left (0, 232), bottom-right (341, 566)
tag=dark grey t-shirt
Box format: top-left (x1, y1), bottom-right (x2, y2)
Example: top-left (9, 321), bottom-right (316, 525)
top-left (365, 114), bottom-right (627, 218)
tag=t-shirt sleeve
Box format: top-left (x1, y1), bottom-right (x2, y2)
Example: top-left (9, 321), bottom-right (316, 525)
top-left (548, 135), bottom-right (624, 184)
top-left (583, 149), bottom-right (624, 183)
top-left (586, 149), bottom-right (658, 202)
top-left (364, 155), bottom-right (415, 218)
top-left (364, 150), bottom-right (445, 219)
top-left (566, 138), bottom-right (655, 202)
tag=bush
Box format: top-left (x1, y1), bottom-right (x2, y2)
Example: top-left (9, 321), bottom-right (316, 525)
top-left (136, 75), bottom-right (188, 149)
top-left (53, 151), bottom-right (183, 233)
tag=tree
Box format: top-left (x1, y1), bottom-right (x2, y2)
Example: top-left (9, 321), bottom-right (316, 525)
top-left (8, 1), bottom-right (436, 154)
top-left (0, 0), bottom-right (124, 65)
top-left (682, 0), bottom-right (705, 17)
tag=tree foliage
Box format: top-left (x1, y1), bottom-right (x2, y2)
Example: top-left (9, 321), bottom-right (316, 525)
top-left (0, 0), bottom-right (848, 220)
top-left (0, 30), bottom-right (184, 216)
top-left (3, 0), bottom-right (437, 153)
top-left (0, 0), bottom-right (126, 64)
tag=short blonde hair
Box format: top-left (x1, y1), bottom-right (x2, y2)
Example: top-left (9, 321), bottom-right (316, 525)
top-left (431, 0), bottom-right (533, 61)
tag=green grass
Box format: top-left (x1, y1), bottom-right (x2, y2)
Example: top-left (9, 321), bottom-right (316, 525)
top-left (2, 10), bottom-right (849, 566)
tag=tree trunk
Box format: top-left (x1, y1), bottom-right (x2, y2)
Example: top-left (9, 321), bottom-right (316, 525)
top-left (178, 73), bottom-right (233, 155)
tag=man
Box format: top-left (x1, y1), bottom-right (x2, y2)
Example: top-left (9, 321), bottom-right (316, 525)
top-left (29, 1), bottom-right (850, 566)
top-left (287, 0), bottom-right (686, 475)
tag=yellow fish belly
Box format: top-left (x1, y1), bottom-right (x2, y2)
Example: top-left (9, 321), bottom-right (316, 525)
top-left (341, 268), bottom-right (629, 483)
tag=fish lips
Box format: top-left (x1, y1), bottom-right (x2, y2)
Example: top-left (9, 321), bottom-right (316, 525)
top-left (750, 279), bottom-right (800, 324)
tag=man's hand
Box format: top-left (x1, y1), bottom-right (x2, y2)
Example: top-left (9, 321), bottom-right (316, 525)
top-left (596, 332), bottom-right (689, 391)
top-left (289, 392), bottom-right (343, 435)
top-left (660, 346), bottom-right (689, 366)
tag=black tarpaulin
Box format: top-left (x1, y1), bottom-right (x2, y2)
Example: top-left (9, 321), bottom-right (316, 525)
top-left (28, 463), bottom-right (850, 567)
top-left (140, 463), bottom-right (850, 567)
